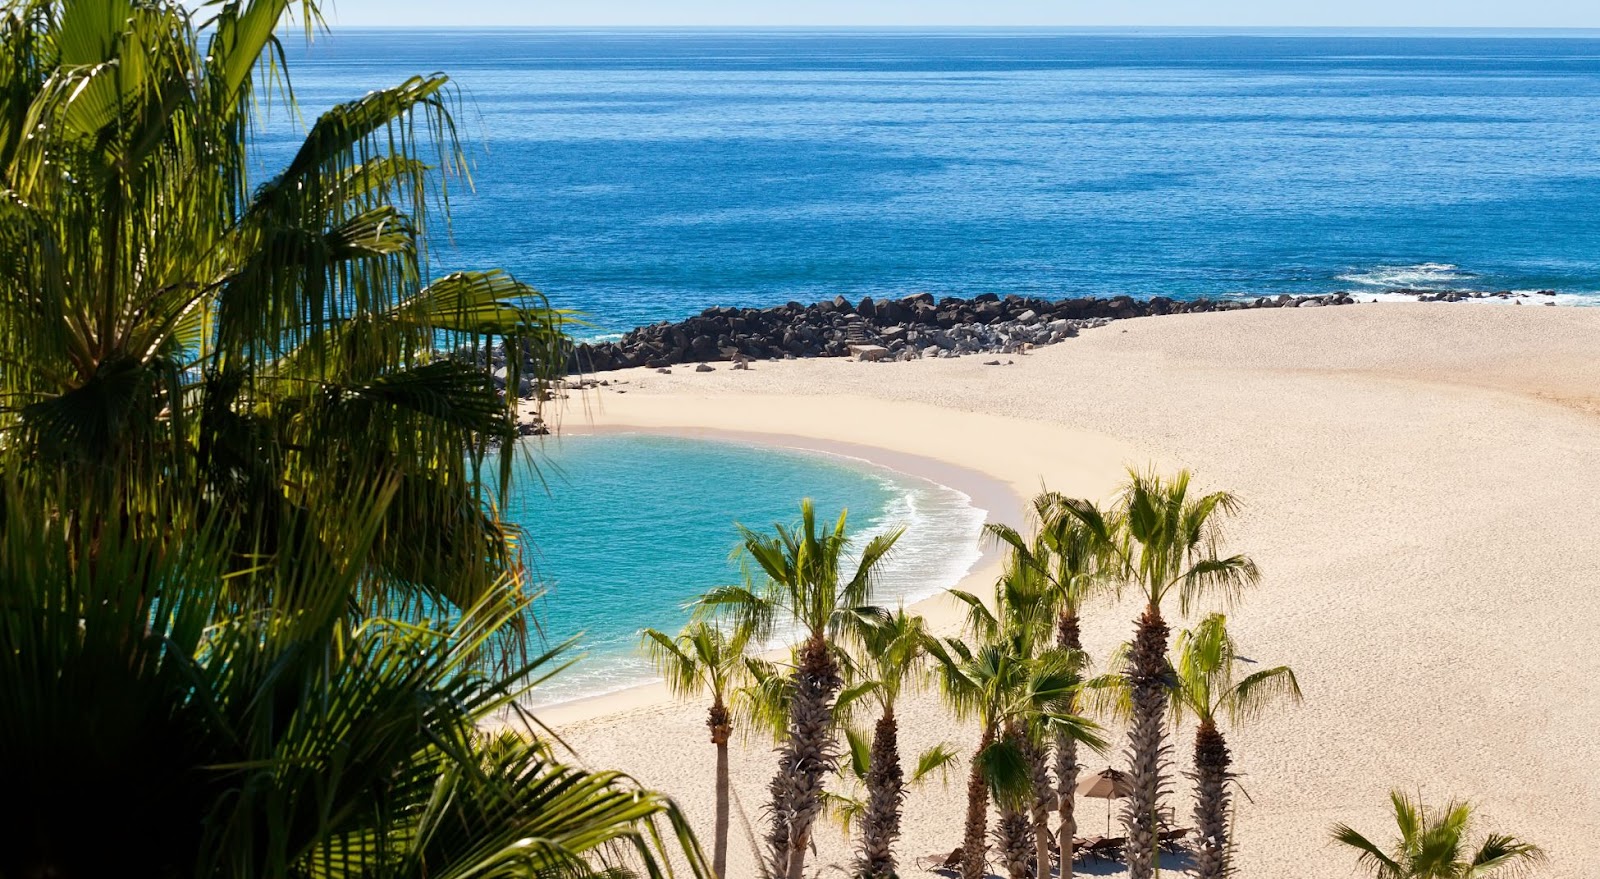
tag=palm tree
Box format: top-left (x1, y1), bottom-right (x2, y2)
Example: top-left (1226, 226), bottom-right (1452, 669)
top-left (0, 480), bottom-right (706, 879)
top-left (1170, 614), bottom-right (1302, 879)
top-left (823, 725), bottom-right (961, 860)
top-left (1059, 469), bottom-right (1258, 879)
top-left (928, 628), bottom-right (1103, 879)
top-left (696, 500), bottom-right (902, 879)
top-left (836, 607), bottom-right (936, 879)
top-left (642, 622), bottom-right (753, 879)
top-left (988, 492), bottom-right (1119, 876)
top-left (1332, 792), bottom-right (1544, 879)
top-left (0, 5), bottom-right (701, 878)
top-left (0, 0), bottom-right (567, 618)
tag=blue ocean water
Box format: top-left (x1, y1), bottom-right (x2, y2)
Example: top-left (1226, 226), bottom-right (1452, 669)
top-left (491, 435), bottom-right (983, 704)
top-left (266, 29), bottom-right (1600, 333)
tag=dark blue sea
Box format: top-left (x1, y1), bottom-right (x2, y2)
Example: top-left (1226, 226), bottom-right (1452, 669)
top-left (270, 29), bottom-right (1600, 333)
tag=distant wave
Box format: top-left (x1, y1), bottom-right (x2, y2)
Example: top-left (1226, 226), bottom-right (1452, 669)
top-left (1337, 262), bottom-right (1474, 290)
top-left (1330, 262), bottom-right (1599, 305)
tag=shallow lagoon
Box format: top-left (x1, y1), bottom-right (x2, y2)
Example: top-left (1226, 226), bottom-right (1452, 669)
top-left (494, 434), bottom-right (985, 703)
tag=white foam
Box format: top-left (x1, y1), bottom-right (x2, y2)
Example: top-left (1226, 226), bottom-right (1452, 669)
top-left (1351, 288), bottom-right (1598, 306)
top-left (1336, 262), bottom-right (1473, 290)
top-left (524, 444), bottom-right (989, 708)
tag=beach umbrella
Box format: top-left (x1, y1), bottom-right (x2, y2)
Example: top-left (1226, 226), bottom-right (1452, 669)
top-left (1075, 768), bottom-right (1134, 836)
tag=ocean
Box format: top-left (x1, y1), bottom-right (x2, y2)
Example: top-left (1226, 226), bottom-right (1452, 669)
top-left (268, 28), bottom-right (1600, 335)
top-left (491, 435), bottom-right (984, 704)
top-left (259, 30), bottom-right (1597, 700)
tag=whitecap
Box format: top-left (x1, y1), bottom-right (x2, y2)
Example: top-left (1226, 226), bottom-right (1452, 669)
top-left (1336, 262), bottom-right (1473, 290)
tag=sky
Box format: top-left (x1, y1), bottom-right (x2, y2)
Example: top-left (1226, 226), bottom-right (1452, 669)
top-left (315, 0), bottom-right (1600, 29)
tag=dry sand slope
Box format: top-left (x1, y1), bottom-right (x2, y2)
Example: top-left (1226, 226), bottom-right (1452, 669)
top-left (540, 304), bottom-right (1600, 878)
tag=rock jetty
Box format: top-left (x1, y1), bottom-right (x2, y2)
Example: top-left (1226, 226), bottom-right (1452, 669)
top-left (561, 291), bottom-right (1360, 374)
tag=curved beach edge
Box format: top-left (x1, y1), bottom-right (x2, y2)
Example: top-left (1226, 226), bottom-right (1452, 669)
top-left (520, 398), bottom-right (1149, 726)
top-left (506, 305), bottom-right (1600, 877)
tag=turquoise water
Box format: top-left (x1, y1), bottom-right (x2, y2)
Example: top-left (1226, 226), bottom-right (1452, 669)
top-left (266, 29), bottom-right (1600, 334)
top-left (495, 435), bottom-right (984, 703)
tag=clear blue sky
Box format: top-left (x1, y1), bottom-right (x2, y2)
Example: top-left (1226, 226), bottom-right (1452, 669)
top-left (316, 0), bottom-right (1600, 29)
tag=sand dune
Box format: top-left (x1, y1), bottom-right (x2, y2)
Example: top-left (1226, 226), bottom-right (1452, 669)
top-left (532, 303), bottom-right (1600, 878)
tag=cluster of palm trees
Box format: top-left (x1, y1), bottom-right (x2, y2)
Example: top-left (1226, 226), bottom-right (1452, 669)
top-left (646, 472), bottom-right (1303, 879)
top-left (0, 3), bottom-right (696, 878)
top-left (649, 476), bottom-right (1553, 879)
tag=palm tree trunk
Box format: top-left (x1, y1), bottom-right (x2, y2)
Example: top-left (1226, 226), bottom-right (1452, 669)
top-left (1025, 732), bottom-right (1053, 879)
top-left (960, 724), bottom-right (996, 879)
top-left (1190, 719), bottom-right (1232, 879)
top-left (708, 697), bottom-right (733, 879)
top-left (994, 804), bottom-right (1034, 879)
top-left (1123, 604), bottom-right (1172, 879)
top-left (856, 706), bottom-right (904, 879)
top-left (768, 634), bottom-right (842, 879)
top-left (1055, 611), bottom-right (1082, 879)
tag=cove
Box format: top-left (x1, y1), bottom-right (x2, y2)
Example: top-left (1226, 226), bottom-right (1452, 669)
top-left (493, 433), bottom-right (986, 705)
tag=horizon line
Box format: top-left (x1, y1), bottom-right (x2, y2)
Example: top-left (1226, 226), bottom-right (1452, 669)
top-left (311, 24), bottom-right (1600, 33)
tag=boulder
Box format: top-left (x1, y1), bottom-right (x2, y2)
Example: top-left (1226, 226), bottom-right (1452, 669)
top-left (695, 363), bottom-right (715, 372)
top-left (848, 344), bottom-right (890, 362)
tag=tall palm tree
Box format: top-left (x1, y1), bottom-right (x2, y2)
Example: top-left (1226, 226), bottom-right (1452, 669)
top-left (1060, 469), bottom-right (1258, 879)
top-left (1170, 614), bottom-right (1302, 879)
top-left (823, 725), bottom-right (961, 859)
top-left (1332, 792), bottom-right (1544, 879)
top-left (0, 0), bottom-right (567, 618)
top-left (696, 500), bottom-right (902, 879)
top-left (642, 621), bottom-right (752, 879)
top-left (928, 628), bottom-right (1103, 879)
top-left (988, 491), bottom-right (1119, 876)
top-left (836, 607), bottom-right (935, 879)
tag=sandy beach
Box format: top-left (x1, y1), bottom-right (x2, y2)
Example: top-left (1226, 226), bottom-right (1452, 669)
top-left (529, 303), bottom-right (1600, 878)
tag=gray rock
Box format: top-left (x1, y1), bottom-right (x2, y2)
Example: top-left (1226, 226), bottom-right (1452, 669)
top-left (695, 363), bottom-right (715, 372)
top-left (849, 344), bottom-right (890, 362)
top-left (1297, 299), bottom-right (1323, 308)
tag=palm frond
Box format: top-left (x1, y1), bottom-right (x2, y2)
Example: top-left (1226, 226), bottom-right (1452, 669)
top-left (1467, 833), bottom-right (1545, 877)
top-left (1331, 823), bottom-right (1404, 879)
top-left (976, 735), bottom-right (1032, 810)
top-left (1228, 665), bottom-right (1303, 724)
top-left (910, 743), bottom-right (963, 786)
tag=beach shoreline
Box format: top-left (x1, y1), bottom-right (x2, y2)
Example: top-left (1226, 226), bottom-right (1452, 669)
top-left (528, 417), bottom-right (1096, 724)
top-left (522, 305), bottom-right (1600, 877)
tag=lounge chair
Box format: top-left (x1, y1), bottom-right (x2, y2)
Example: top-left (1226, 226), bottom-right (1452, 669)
top-left (1082, 836), bottom-right (1126, 862)
top-left (915, 847), bottom-right (963, 873)
top-left (1158, 827), bottom-right (1191, 853)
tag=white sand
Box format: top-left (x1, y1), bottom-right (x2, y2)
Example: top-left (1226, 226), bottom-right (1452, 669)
top-left (529, 304), bottom-right (1600, 878)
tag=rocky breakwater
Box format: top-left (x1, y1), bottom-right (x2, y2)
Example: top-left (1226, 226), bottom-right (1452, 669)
top-left (563, 291), bottom-right (1358, 373)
